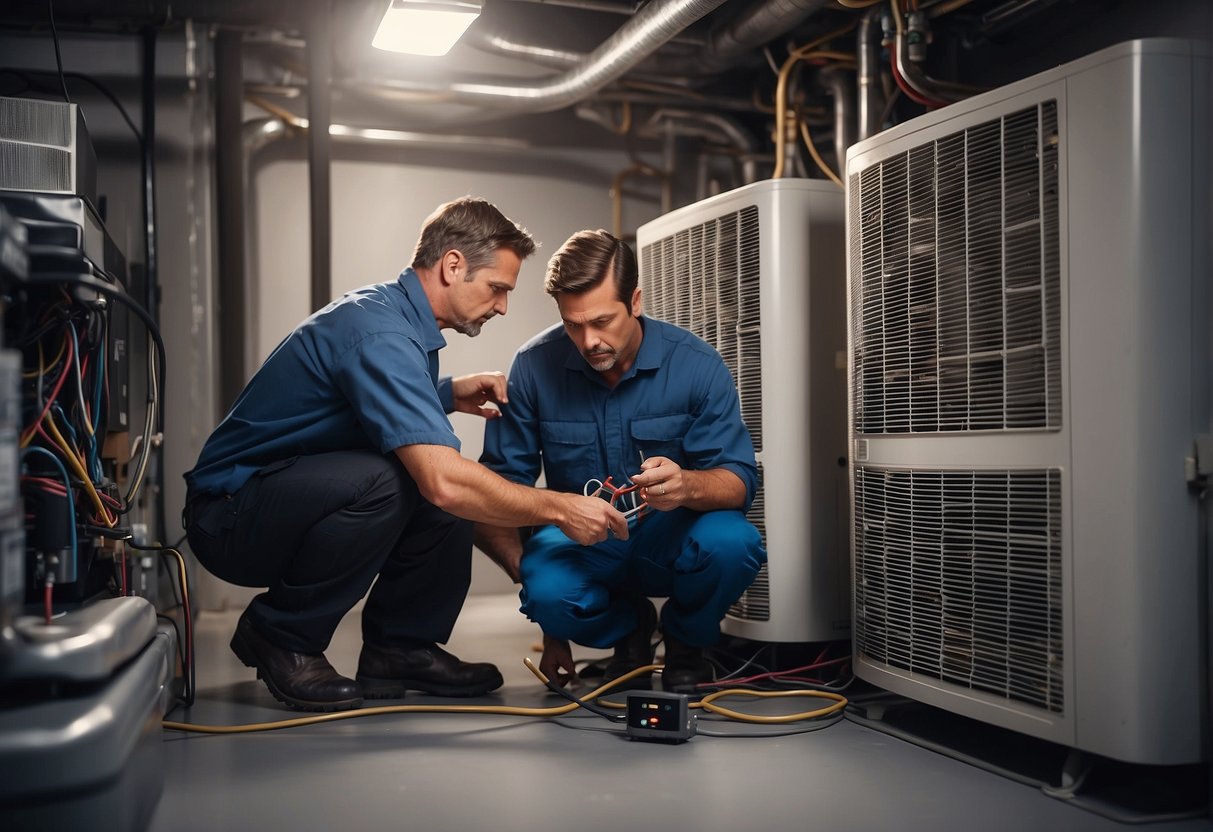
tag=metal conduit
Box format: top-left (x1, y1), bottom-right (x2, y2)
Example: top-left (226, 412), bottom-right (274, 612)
top-left (819, 67), bottom-right (854, 176)
top-left (857, 7), bottom-right (885, 141)
top-left (646, 108), bottom-right (759, 183)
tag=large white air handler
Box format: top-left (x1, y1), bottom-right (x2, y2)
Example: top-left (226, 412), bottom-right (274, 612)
top-left (846, 39), bottom-right (1210, 765)
top-left (637, 179), bottom-right (851, 643)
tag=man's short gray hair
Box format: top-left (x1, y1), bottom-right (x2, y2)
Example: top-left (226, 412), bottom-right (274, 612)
top-left (411, 197), bottom-right (537, 277)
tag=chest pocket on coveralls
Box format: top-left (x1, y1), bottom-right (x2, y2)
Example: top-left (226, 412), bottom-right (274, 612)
top-left (540, 420), bottom-right (598, 490)
top-left (630, 414), bottom-right (692, 467)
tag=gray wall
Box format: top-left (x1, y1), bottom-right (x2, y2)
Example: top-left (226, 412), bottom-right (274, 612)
top-left (199, 141), bottom-right (656, 608)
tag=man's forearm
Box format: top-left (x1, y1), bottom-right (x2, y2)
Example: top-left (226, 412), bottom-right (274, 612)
top-left (396, 444), bottom-right (567, 527)
top-left (680, 468), bottom-right (747, 512)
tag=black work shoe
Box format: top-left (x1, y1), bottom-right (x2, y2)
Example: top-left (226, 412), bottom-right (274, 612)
top-left (661, 634), bottom-right (714, 694)
top-left (230, 610), bottom-right (363, 712)
top-left (603, 598), bottom-right (658, 688)
top-left (356, 642), bottom-right (504, 698)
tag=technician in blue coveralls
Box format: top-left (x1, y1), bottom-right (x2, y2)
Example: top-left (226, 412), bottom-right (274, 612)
top-left (183, 199), bottom-right (628, 713)
top-left (477, 229), bottom-right (766, 693)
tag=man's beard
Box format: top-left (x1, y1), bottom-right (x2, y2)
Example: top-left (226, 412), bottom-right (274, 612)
top-left (585, 349), bottom-right (616, 372)
top-left (453, 313), bottom-right (493, 337)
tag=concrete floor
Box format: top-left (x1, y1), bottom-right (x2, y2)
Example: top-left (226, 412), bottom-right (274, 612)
top-left (148, 595), bottom-right (1210, 832)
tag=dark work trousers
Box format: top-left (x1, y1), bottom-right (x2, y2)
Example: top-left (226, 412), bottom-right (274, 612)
top-left (184, 450), bottom-right (473, 655)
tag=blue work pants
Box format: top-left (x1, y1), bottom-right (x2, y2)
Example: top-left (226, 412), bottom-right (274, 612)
top-left (518, 508), bottom-right (765, 649)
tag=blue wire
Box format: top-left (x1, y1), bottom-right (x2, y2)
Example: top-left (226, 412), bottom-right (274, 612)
top-left (93, 331), bottom-right (106, 434)
top-left (20, 445), bottom-right (78, 571)
top-left (50, 403), bottom-right (77, 444)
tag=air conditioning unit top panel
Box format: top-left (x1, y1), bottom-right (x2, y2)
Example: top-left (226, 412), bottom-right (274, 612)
top-left (637, 178), bottom-right (840, 243)
top-left (847, 38), bottom-right (1208, 174)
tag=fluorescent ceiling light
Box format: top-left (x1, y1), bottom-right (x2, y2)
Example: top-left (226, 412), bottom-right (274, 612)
top-left (372, 1), bottom-right (482, 57)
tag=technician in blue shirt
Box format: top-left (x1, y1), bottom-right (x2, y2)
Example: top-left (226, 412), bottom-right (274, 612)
top-left (478, 229), bottom-right (766, 693)
top-left (184, 199), bottom-right (629, 713)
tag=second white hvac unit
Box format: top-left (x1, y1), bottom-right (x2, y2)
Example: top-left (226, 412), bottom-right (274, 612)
top-left (637, 179), bottom-right (850, 643)
top-left (847, 39), bottom-right (1209, 765)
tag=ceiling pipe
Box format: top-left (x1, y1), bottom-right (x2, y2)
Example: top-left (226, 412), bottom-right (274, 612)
top-left (340, 0), bottom-right (730, 113)
top-left (462, 28), bottom-right (584, 70)
top-left (215, 29), bottom-right (249, 412)
top-left (463, 0), bottom-right (834, 81)
top-left (693, 0), bottom-right (835, 74)
top-left (645, 108), bottom-right (759, 184)
top-left (857, 7), bottom-right (885, 141)
top-left (306, 1), bottom-right (333, 314)
top-left (818, 66), bottom-right (854, 176)
top-left (506, 0), bottom-right (643, 13)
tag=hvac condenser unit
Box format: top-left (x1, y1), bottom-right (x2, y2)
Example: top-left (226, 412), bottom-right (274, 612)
top-left (0, 97), bottom-right (97, 206)
top-left (637, 179), bottom-right (850, 643)
top-left (847, 39), bottom-right (1209, 765)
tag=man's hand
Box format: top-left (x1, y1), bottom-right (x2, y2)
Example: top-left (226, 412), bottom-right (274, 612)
top-left (539, 634), bottom-right (578, 689)
top-left (630, 456), bottom-right (748, 513)
top-left (631, 455), bottom-right (686, 510)
top-left (558, 493), bottom-right (629, 544)
top-left (451, 372), bottom-right (508, 419)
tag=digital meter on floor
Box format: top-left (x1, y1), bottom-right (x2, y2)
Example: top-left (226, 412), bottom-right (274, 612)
top-left (625, 691), bottom-right (696, 742)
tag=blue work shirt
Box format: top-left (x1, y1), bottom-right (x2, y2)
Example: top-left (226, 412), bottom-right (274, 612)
top-left (481, 317), bottom-right (758, 510)
top-left (186, 269), bottom-right (459, 497)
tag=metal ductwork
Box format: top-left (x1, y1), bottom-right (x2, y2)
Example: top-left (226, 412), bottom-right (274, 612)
top-left (345, 0), bottom-right (730, 113)
top-left (695, 0), bottom-right (835, 73)
top-left (464, 0), bottom-right (835, 82)
top-left (462, 29), bottom-right (584, 71)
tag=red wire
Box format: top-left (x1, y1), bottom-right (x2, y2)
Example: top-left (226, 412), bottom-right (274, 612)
top-left (21, 476), bottom-right (68, 495)
top-left (890, 50), bottom-right (947, 109)
top-left (701, 655), bottom-right (852, 688)
top-left (43, 582), bottom-right (53, 624)
top-left (119, 548), bottom-right (127, 596)
top-left (80, 350), bottom-right (93, 425)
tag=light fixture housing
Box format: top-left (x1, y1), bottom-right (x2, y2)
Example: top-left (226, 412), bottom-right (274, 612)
top-left (372, 0), bottom-right (482, 57)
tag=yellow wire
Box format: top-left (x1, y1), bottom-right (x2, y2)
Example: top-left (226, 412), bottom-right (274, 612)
top-left (773, 22), bottom-right (859, 178)
top-left (162, 659), bottom-right (849, 734)
top-left (609, 101), bottom-right (632, 135)
top-left (42, 414), bottom-right (115, 526)
top-left (799, 120), bottom-right (845, 188)
top-left (162, 662), bottom-right (659, 734)
top-left (22, 339), bottom-right (59, 380)
top-left (699, 687), bottom-right (847, 722)
top-left (835, 0), bottom-right (884, 8)
top-left (162, 547), bottom-right (189, 606)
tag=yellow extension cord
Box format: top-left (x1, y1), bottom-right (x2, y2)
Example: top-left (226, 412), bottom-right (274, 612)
top-left (162, 659), bottom-right (848, 734)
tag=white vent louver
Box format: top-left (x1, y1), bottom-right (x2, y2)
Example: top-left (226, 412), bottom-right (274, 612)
top-left (847, 38), bottom-right (1209, 765)
top-left (0, 97), bottom-right (96, 204)
top-left (851, 101), bottom-right (1065, 711)
top-left (852, 103), bottom-right (1061, 434)
top-left (638, 179), bottom-right (850, 642)
top-left (644, 206), bottom-right (769, 622)
top-left (853, 467), bottom-right (1063, 713)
